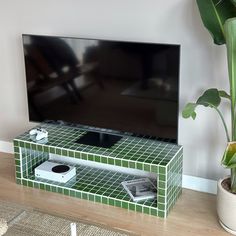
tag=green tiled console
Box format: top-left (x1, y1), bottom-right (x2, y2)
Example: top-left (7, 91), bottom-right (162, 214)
top-left (14, 124), bottom-right (183, 218)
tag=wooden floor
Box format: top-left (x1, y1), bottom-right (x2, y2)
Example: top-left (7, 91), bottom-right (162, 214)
top-left (0, 152), bottom-right (229, 236)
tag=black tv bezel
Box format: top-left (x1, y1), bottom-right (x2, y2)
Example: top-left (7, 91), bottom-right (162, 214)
top-left (22, 33), bottom-right (181, 144)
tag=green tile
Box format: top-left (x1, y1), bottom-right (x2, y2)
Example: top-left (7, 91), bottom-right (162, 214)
top-left (43, 146), bottom-right (49, 152)
top-left (158, 211), bottom-right (165, 218)
top-left (62, 149), bottom-right (68, 156)
top-left (151, 208), bottom-right (157, 216)
top-left (89, 194), bottom-right (94, 201)
top-left (158, 181), bottom-right (166, 189)
top-left (14, 146), bottom-right (20, 153)
top-left (143, 207), bottom-right (150, 214)
top-left (37, 145), bottom-right (43, 152)
top-left (81, 153), bottom-right (87, 160)
top-left (95, 156), bottom-right (100, 162)
top-left (102, 197), bottom-right (108, 204)
top-left (158, 189), bottom-right (166, 196)
top-left (64, 189), bottom-right (69, 195)
top-left (16, 178), bottom-right (22, 185)
top-left (13, 140), bottom-right (19, 146)
top-left (158, 196), bottom-right (166, 204)
top-left (19, 141), bottom-right (24, 148)
top-left (31, 143), bottom-right (36, 150)
top-left (14, 153), bottom-right (20, 160)
top-left (16, 172), bottom-right (21, 178)
top-left (87, 154), bottom-right (93, 161)
top-left (50, 147), bottom-right (55, 154)
top-left (158, 203), bottom-right (165, 211)
top-left (40, 183), bottom-right (45, 190)
top-left (108, 158), bottom-right (115, 165)
top-left (136, 205), bottom-right (142, 213)
top-left (22, 179), bottom-right (27, 186)
top-left (15, 160), bottom-right (20, 166)
top-left (95, 195), bottom-right (101, 203)
top-left (144, 164), bottom-right (150, 172)
top-left (52, 186), bottom-right (57, 192)
top-left (159, 174), bottom-right (166, 181)
top-left (82, 193), bottom-right (87, 200)
top-left (136, 162), bottom-right (143, 170)
top-left (46, 185), bottom-right (51, 191)
top-left (109, 198), bottom-right (115, 206)
top-left (115, 159), bottom-right (121, 166)
top-left (129, 203), bottom-right (135, 211)
top-left (101, 156), bottom-right (107, 164)
top-left (70, 191), bottom-right (76, 197)
top-left (58, 188), bottom-right (63, 194)
top-left (56, 148), bottom-right (61, 155)
top-left (69, 151), bottom-right (74, 158)
top-left (129, 162), bottom-right (135, 169)
top-left (115, 200), bottom-right (121, 208)
top-left (75, 192), bottom-right (81, 198)
top-left (122, 202), bottom-right (128, 209)
top-left (122, 160), bottom-right (128, 168)
top-left (151, 165), bottom-right (158, 173)
top-left (75, 152), bottom-right (80, 158)
top-left (34, 182), bottom-right (39, 189)
top-left (159, 166), bottom-right (166, 175)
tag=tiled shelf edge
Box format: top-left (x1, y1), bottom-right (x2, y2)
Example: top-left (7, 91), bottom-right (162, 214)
top-left (13, 124), bottom-right (183, 218)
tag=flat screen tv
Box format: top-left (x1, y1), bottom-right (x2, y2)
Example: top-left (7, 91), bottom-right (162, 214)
top-left (22, 34), bottom-right (180, 147)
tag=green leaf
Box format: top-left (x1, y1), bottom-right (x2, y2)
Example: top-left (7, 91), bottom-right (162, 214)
top-left (182, 103), bottom-right (197, 119)
top-left (182, 88), bottom-right (230, 141)
top-left (182, 89), bottom-right (221, 119)
top-left (196, 88), bottom-right (221, 107)
top-left (222, 142), bottom-right (236, 168)
top-left (196, 0), bottom-right (236, 45)
top-left (219, 90), bottom-right (231, 100)
top-left (231, 0), bottom-right (236, 7)
top-left (225, 18), bottom-right (236, 140)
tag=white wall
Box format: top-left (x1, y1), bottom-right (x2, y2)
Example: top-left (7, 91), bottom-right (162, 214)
top-left (0, 0), bottom-right (230, 180)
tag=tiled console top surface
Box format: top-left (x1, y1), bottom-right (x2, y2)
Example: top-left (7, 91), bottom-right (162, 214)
top-left (15, 123), bottom-right (182, 168)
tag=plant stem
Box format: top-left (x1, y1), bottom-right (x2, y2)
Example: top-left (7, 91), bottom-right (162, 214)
top-left (231, 167), bottom-right (236, 193)
top-left (224, 20), bottom-right (236, 141)
top-left (214, 107), bottom-right (231, 142)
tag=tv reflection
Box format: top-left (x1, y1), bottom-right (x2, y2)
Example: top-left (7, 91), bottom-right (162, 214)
top-left (23, 35), bottom-right (179, 141)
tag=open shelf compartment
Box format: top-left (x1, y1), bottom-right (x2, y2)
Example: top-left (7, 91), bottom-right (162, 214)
top-left (19, 149), bottom-right (158, 215)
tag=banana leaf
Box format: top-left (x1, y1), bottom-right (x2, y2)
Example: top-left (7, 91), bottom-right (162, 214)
top-left (182, 88), bottom-right (230, 141)
top-left (196, 0), bottom-right (236, 45)
top-left (231, 0), bottom-right (236, 6)
top-left (225, 18), bottom-right (236, 140)
top-left (222, 142), bottom-right (236, 168)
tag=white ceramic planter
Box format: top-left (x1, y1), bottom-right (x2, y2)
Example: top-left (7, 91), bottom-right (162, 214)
top-left (217, 178), bottom-right (236, 235)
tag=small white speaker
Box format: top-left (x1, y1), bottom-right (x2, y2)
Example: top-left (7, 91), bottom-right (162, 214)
top-left (35, 161), bottom-right (76, 183)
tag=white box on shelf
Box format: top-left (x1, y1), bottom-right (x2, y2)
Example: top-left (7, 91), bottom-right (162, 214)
top-left (35, 161), bottom-right (76, 183)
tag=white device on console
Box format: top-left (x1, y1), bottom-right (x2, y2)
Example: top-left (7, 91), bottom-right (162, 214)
top-left (29, 128), bottom-right (48, 141)
top-left (35, 161), bottom-right (76, 183)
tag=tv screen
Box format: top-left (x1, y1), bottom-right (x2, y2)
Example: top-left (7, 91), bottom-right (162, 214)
top-left (22, 34), bottom-right (180, 144)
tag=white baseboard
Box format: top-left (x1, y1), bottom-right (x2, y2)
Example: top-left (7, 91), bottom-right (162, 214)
top-left (0, 140), bottom-right (217, 194)
top-left (0, 140), bottom-right (14, 154)
top-left (182, 175), bottom-right (217, 194)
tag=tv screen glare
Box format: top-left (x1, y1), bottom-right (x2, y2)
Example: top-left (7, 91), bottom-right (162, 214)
top-left (22, 34), bottom-right (180, 143)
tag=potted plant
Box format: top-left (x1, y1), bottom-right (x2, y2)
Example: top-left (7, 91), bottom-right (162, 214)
top-left (182, 0), bottom-right (236, 234)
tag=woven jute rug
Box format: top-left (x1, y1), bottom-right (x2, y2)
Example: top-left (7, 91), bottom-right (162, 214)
top-left (0, 200), bottom-right (133, 236)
